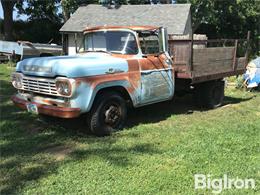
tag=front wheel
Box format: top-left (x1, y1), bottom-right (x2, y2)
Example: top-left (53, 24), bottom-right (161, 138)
top-left (88, 91), bottom-right (127, 136)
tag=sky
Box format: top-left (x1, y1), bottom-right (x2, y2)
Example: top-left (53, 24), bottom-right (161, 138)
top-left (0, 1), bottom-right (29, 21)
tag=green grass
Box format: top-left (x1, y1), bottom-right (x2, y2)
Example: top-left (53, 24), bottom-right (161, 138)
top-left (1, 64), bottom-right (260, 195)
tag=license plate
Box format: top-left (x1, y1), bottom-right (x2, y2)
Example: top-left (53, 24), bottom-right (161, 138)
top-left (26, 103), bottom-right (38, 114)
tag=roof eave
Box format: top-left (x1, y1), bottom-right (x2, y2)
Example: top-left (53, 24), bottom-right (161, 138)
top-left (60, 30), bottom-right (83, 33)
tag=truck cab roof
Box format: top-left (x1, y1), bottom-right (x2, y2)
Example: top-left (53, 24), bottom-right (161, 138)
top-left (83, 26), bottom-right (159, 33)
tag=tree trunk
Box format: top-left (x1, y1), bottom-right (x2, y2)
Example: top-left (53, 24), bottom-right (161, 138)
top-left (1, 0), bottom-right (16, 41)
top-left (62, 9), bottom-right (70, 22)
top-left (61, 0), bottom-right (70, 22)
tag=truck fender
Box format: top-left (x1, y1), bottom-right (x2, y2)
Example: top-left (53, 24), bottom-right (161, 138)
top-left (85, 80), bottom-right (137, 112)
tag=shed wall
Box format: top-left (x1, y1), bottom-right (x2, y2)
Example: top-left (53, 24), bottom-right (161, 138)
top-left (68, 34), bottom-right (84, 55)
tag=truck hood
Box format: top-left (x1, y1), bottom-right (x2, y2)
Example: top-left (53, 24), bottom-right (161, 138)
top-left (16, 53), bottom-right (129, 78)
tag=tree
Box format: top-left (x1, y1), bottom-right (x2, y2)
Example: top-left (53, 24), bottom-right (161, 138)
top-left (61, 0), bottom-right (78, 22)
top-left (61, 0), bottom-right (99, 22)
top-left (16, 0), bottom-right (62, 23)
top-left (1, 0), bottom-right (63, 41)
top-left (1, 0), bottom-right (17, 41)
top-left (177, 0), bottom-right (260, 57)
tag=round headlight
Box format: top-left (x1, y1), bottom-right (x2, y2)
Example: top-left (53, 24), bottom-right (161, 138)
top-left (56, 79), bottom-right (71, 96)
top-left (11, 73), bottom-right (23, 89)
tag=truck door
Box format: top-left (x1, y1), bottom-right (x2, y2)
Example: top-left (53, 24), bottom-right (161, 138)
top-left (138, 29), bottom-right (174, 104)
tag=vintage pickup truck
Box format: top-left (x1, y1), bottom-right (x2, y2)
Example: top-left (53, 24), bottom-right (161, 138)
top-left (11, 26), bottom-right (249, 136)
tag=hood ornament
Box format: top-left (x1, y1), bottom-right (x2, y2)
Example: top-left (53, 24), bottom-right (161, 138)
top-left (105, 68), bottom-right (124, 74)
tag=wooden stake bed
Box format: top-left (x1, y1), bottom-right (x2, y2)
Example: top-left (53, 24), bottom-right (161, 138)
top-left (169, 32), bottom-right (250, 84)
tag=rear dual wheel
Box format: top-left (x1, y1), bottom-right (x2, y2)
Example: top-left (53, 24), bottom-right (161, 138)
top-left (88, 91), bottom-right (127, 136)
top-left (194, 80), bottom-right (225, 109)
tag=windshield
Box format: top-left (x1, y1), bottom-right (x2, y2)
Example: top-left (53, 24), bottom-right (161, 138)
top-left (84, 31), bottom-right (138, 55)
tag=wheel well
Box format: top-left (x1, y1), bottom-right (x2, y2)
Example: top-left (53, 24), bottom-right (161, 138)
top-left (95, 86), bottom-right (133, 106)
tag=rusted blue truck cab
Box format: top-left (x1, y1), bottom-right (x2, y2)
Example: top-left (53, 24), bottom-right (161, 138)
top-left (11, 26), bottom-right (174, 136)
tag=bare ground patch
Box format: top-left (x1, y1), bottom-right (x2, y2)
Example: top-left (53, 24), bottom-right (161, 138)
top-left (44, 145), bottom-right (73, 161)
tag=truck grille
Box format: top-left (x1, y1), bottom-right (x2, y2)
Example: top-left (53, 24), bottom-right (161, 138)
top-left (22, 77), bottom-right (58, 96)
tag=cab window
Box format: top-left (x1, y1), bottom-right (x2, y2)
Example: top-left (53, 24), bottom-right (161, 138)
top-left (138, 32), bottom-right (160, 54)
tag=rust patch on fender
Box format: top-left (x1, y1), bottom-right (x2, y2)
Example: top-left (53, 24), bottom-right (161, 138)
top-left (126, 59), bottom-right (141, 94)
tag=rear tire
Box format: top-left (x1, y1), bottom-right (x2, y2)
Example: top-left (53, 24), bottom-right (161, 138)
top-left (88, 91), bottom-right (127, 136)
top-left (194, 80), bottom-right (225, 109)
top-left (204, 80), bottom-right (225, 108)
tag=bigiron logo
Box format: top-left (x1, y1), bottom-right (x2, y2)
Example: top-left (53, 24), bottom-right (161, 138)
top-left (194, 174), bottom-right (256, 194)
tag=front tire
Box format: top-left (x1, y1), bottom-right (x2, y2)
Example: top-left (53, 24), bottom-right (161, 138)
top-left (88, 91), bottom-right (127, 136)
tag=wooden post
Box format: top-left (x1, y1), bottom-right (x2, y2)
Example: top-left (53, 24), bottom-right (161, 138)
top-left (61, 33), bottom-right (65, 55)
top-left (232, 40), bottom-right (238, 71)
top-left (190, 31), bottom-right (193, 71)
top-left (245, 31), bottom-right (251, 66)
top-left (74, 33), bottom-right (78, 54)
top-left (190, 6), bottom-right (193, 72)
top-left (190, 32), bottom-right (193, 72)
top-left (223, 40), bottom-right (226, 47)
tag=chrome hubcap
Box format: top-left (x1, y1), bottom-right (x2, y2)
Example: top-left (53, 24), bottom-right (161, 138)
top-left (104, 105), bottom-right (121, 126)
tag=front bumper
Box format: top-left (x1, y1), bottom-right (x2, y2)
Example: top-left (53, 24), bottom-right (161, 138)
top-left (11, 95), bottom-right (81, 118)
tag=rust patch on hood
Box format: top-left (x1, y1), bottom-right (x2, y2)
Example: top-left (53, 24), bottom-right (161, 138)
top-left (75, 58), bottom-right (141, 96)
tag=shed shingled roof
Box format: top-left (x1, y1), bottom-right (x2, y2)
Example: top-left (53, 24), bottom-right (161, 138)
top-left (60, 4), bottom-right (191, 35)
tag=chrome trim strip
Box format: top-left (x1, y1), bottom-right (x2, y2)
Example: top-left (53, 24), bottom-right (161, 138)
top-left (141, 68), bottom-right (173, 73)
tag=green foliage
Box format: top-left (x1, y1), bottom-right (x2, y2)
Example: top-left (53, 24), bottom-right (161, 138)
top-left (13, 19), bottom-right (62, 44)
top-left (61, 0), bottom-right (79, 21)
top-left (13, 0), bottom-right (63, 43)
top-left (235, 76), bottom-right (245, 89)
top-left (16, 0), bottom-right (62, 23)
top-left (177, 0), bottom-right (260, 57)
top-left (7, 61), bottom-right (16, 67)
top-left (61, 0), bottom-right (99, 21)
